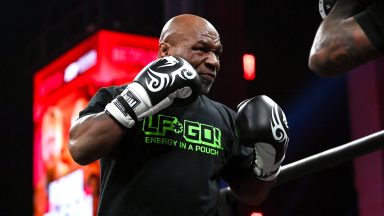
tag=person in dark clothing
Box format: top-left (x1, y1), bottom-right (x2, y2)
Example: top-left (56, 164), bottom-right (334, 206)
top-left (69, 14), bottom-right (289, 216)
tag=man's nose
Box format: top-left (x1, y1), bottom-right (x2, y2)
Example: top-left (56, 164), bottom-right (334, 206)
top-left (205, 52), bottom-right (220, 70)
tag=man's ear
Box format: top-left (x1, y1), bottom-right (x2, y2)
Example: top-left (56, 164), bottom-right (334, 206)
top-left (158, 42), bottom-right (170, 57)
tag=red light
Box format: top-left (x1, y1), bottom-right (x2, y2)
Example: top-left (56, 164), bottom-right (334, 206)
top-left (33, 30), bottom-right (159, 216)
top-left (250, 212), bottom-right (263, 216)
top-left (243, 54), bottom-right (256, 80)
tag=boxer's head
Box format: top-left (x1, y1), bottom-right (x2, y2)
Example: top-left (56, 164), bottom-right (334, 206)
top-left (159, 14), bottom-right (222, 95)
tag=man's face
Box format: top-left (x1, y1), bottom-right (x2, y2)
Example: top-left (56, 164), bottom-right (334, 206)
top-left (166, 27), bottom-right (222, 95)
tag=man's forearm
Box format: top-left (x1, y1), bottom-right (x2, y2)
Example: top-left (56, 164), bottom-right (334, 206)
top-left (327, 0), bottom-right (366, 20)
top-left (69, 112), bottom-right (126, 165)
top-left (309, 0), bottom-right (381, 76)
top-left (228, 174), bottom-right (276, 206)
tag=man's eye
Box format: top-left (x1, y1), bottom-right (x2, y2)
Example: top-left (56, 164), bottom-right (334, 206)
top-left (193, 47), bottom-right (207, 52)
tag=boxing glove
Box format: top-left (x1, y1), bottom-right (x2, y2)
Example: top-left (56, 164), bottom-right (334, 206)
top-left (319, 0), bottom-right (337, 19)
top-left (105, 56), bottom-right (201, 128)
top-left (236, 95), bottom-right (289, 181)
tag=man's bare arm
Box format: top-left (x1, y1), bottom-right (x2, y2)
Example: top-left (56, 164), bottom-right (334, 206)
top-left (228, 176), bottom-right (276, 206)
top-left (69, 112), bottom-right (126, 165)
top-left (309, 0), bottom-right (382, 76)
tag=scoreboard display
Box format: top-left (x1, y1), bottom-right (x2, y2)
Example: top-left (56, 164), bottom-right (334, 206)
top-left (33, 30), bottom-right (158, 216)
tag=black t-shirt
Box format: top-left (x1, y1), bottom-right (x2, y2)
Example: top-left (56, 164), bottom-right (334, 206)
top-left (79, 85), bottom-right (253, 216)
top-left (355, 0), bottom-right (384, 52)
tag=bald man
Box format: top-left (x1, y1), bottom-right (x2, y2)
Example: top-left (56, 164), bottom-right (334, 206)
top-left (69, 14), bottom-right (285, 216)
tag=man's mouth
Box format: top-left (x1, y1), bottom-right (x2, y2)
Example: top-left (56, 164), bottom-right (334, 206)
top-left (199, 73), bottom-right (216, 82)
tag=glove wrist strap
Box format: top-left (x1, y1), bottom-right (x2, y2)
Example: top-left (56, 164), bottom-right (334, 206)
top-left (105, 102), bottom-right (135, 128)
top-left (252, 142), bottom-right (283, 181)
top-left (253, 165), bottom-right (281, 181)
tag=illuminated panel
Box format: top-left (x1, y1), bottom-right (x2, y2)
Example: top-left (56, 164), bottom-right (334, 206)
top-left (33, 30), bottom-right (158, 216)
top-left (243, 54), bottom-right (256, 80)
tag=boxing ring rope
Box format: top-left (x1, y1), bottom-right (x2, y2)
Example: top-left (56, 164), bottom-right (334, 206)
top-left (277, 129), bottom-right (384, 185)
top-left (219, 130), bottom-right (384, 214)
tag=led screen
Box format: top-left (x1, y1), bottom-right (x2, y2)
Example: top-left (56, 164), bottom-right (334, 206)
top-left (33, 30), bottom-right (158, 216)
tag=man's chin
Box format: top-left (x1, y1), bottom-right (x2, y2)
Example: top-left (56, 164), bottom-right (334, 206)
top-left (200, 80), bottom-right (213, 95)
top-left (200, 86), bottom-right (212, 95)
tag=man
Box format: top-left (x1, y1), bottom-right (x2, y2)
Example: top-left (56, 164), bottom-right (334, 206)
top-left (69, 14), bottom-right (289, 215)
top-left (309, 0), bottom-right (384, 76)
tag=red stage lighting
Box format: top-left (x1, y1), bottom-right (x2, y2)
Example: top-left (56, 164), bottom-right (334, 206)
top-left (243, 53), bottom-right (256, 80)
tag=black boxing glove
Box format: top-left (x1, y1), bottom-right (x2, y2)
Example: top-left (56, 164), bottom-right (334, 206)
top-left (236, 95), bottom-right (289, 181)
top-left (105, 56), bottom-right (201, 128)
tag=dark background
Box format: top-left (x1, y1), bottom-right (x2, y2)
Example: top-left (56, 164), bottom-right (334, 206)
top-left (1, 0), bottom-right (356, 215)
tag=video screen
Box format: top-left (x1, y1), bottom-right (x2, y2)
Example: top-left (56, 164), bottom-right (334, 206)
top-left (33, 30), bottom-right (158, 216)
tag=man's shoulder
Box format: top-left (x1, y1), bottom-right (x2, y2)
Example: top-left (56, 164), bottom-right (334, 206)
top-left (200, 95), bottom-right (236, 115)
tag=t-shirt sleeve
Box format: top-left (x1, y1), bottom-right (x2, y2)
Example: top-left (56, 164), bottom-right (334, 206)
top-left (78, 87), bottom-right (118, 119)
top-left (216, 104), bottom-right (254, 182)
top-left (220, 141), bottom-right (254, 182)
top-left (355, 0), bottom-right (384, 52)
